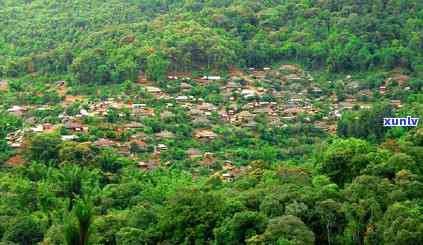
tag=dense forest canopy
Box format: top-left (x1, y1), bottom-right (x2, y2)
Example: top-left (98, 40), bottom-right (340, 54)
top-left (0, 0), bottom-right (423, 245)
top-left (0, 0), bottom-right (422, 83)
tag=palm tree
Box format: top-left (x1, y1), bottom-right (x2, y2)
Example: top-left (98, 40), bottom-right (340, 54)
top-left (55, 165), bottom-right (84, 210)
top-left (64, 198), bottom-right (93, 245)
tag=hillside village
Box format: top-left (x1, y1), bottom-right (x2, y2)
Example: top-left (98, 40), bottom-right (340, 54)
top-left (1, 64), bottom-right (409, 180)
top-left (0, 0), bottom-right (422, 243)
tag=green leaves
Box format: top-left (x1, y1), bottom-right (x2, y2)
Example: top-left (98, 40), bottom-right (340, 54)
top-left (215, 211), bottom-right (267, 245)
top-left (258, 215), bottom-right (315, 245)
top-left (2, 215), bottom-right (46, 245)
top-left (319, 138), bottom-right (374, 186)
top-left (64, 198), bottom-right (93, 245)
top-left (379, 201), bottom-right (423, 245)
top-left (145, 52), bottom-right (169, 82)
top-left (337, 102), bottom-right (394, 142)
top-left (25, 133), bottom-right (62, 165)
top-left (1, 0), bottom-right (422, 80)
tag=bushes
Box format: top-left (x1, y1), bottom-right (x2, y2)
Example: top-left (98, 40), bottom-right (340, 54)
top-left (25, 133), bottom-right (62, 165)
top-left (2, 215), bottom-right (46, 245)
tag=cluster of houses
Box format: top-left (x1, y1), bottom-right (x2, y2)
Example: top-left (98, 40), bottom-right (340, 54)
top-left (1, 65), bottom-right (411, 181)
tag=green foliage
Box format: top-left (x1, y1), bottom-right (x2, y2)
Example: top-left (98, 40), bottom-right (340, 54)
top-left (215, 211), bottom-right (267, 245)
top-left (2, 215), bottom-right (45, 245)
top-left (1, 130), bottom-right (423, 244)
top-left (379, 201), bottom-right (423, 245)
top-left (342, 175), bottom-right (394, 244)
top-left (25, 133), bottom-right (62, 164)
top-left (0, 112), bottom-right (22, 138)
top-left (158, 189), bottom-right (224, 244)
top-left (59, 142), bottom-right (95, 166)
top-left (95, 149), bottom-right (125, 173)
top-left (53, 165), bottom-right (99, 210)
top-left (70, 44), bottom-right (139, 84)
top-left (0, 1), bottom-right (422, 245)
top-left (337, 102), bottom-right (394, 142)
top-left (257, 215), bottom-right (315, 245)
top-left (0, 112), bottom-right (22, 164)
top-left (115, 227), bottom-right (150, 245)
top-left (1, 1), bottom-right (421, 81)
top-left (319, 138), bottom-right (373, 186)
top-left (145, 53), bottom-right (169, 81)
top-left (64, 198), bottom-right (93, 245)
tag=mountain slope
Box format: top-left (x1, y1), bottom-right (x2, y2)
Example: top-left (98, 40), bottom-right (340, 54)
top-left (0, 0), bottom-right (422, 82)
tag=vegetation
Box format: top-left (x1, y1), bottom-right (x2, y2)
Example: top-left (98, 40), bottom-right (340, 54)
top-left (1, 0), bottom-right (422, 82)
top-left (0, 0), bottom-right (422, 244)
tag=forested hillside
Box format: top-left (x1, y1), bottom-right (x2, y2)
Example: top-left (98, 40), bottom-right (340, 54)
top-left (0, 0), bottom-right (422, 82)
top-left (0, 1), bottom-right (423, 245)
